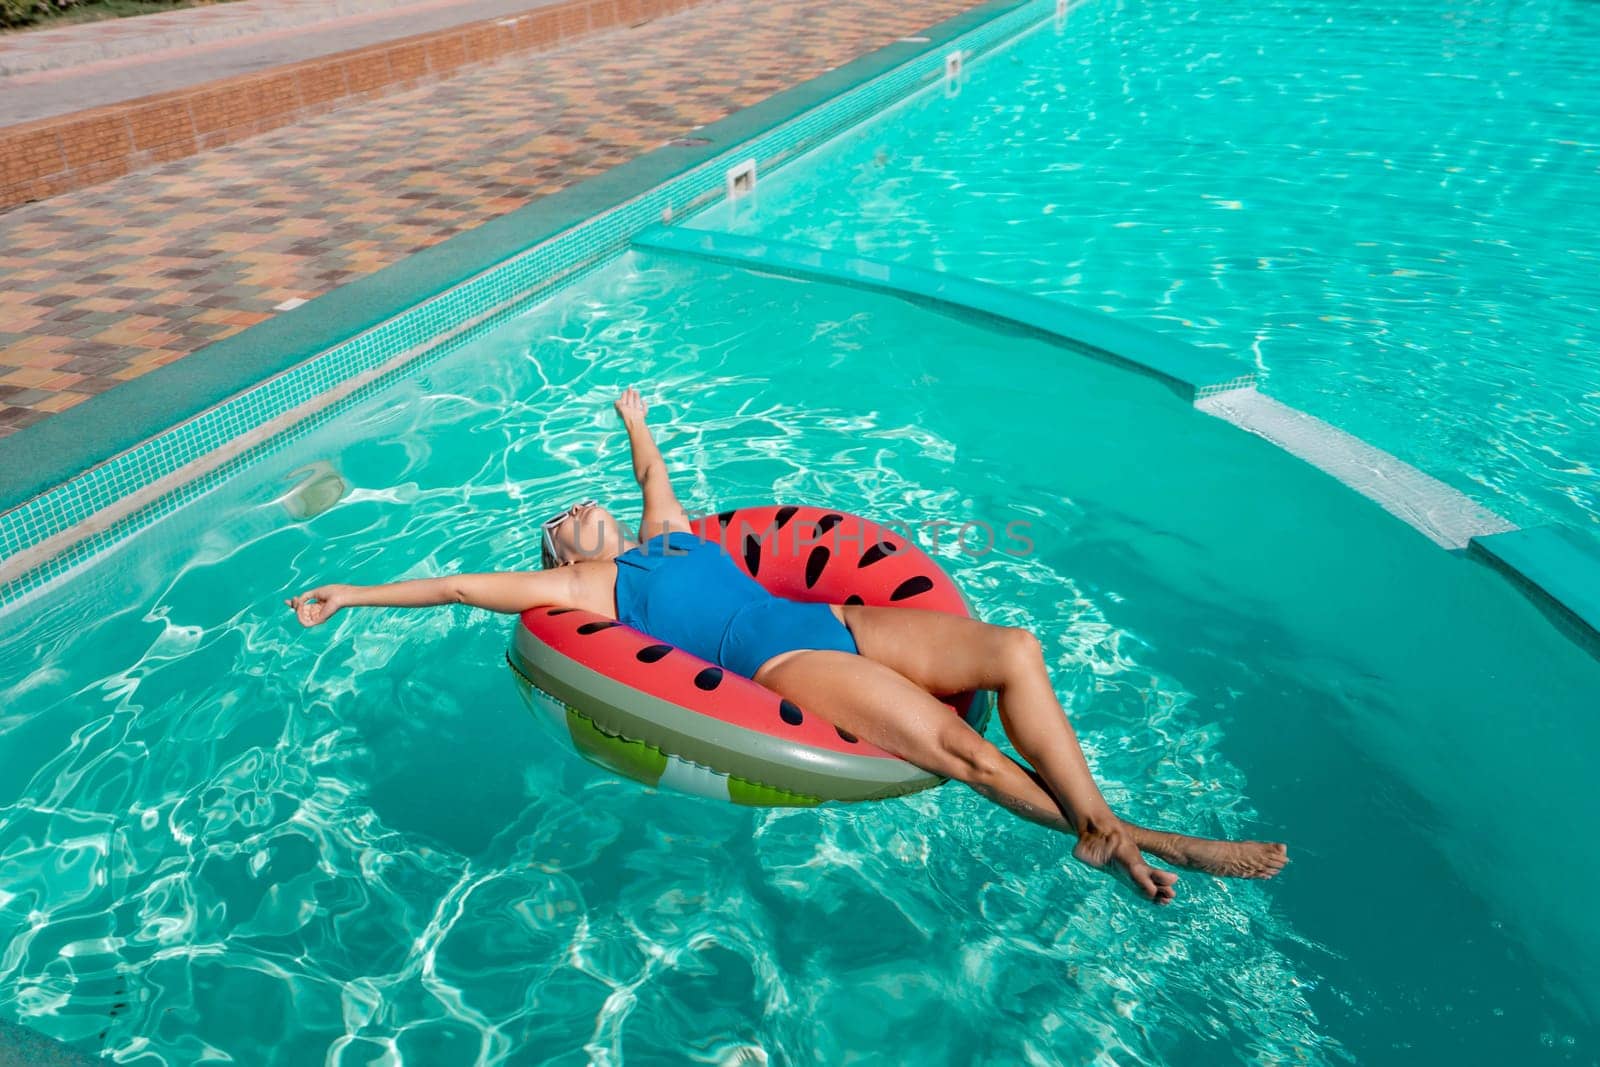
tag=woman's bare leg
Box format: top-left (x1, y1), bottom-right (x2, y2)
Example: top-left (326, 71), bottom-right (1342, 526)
top-left (756, 650), bottom-right (1178, 904)
top-left (837, 605), bottom-right (1288, 880)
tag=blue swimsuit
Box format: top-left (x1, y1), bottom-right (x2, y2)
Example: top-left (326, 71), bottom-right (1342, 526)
top-left (613, 531), bottom-right (858, 679)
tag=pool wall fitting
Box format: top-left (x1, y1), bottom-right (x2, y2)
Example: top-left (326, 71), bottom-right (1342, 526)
top-left (725, 160), bottom-right (758, 202)
top-left (0, 0), bottom-right (1050, 607)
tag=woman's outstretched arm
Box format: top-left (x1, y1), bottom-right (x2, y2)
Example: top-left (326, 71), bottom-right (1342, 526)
top-left (615, 387), bottom-right (690, 541)
top-left (286, 569), bottom-right (579, 628)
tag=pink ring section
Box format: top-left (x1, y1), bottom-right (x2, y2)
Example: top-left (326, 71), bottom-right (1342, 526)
top-left (517, 504), bottom-right (981, 761)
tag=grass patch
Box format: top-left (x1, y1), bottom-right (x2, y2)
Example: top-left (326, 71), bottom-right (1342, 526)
top-left (2, 0), bottom-right (238, 32)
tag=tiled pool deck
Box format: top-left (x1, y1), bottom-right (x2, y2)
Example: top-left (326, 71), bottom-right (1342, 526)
top-left (0, 0), bottom-right (979, 437)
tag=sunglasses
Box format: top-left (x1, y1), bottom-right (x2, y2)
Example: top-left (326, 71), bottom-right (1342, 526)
top-left (541, 499), bottom-right (598, 565)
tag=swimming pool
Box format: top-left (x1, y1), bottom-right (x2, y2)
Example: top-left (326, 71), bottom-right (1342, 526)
top-left (3, 0), bottom-right (1599, 1063)
top-left (693, 0), bottom-right (1600, 534)
top-left (4, 249), bottom-right (1598, 1062)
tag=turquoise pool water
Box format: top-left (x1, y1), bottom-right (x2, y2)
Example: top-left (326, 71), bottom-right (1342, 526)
top-left (695, 0), bottom-right (1600, 532)
top-left (3, 253), bottom-right (1598, 1063)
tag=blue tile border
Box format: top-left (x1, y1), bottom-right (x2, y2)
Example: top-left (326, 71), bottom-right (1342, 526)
top-left (1469, 526), bottom-right (1600, 651)
top-left (633, 225), bottom-right (1255, 401)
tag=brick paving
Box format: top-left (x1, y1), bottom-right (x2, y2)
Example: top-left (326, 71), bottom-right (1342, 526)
top-left (0, 0), bottom-right (979, 438)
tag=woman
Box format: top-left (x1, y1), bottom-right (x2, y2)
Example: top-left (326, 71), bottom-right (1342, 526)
top-left (290, 388), bottom-right (1287, 904)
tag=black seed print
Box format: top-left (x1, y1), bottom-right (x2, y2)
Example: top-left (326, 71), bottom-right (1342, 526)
top-left (779, 700), bottom-right (804, 726)
top-left (716, 509), bottom-right (738, 526)
top-left (774, 505), bottom-right (799, 529)
top-left (836, 727), bottom-right (859, 743)
top-left (694, 667), bottom-right (724, 691)
top-left (805, 545), bottom-right (830, 588)
top-left (636, 644), bottom-right (672, 663)
top-left (857, 541), bottom-right (899, 568)
top-left (890, 576), bottom-right (935, 601)
top-left (743, 533), bottom-right (763, 576)
top-left (815, 513), bottom-right (844, 535)
top-left (577, 621), bottom-right (618, 635)
top-left (845, 594), bottom-right (864, 606)
top-left (547, 607), bottom-right (576, 615)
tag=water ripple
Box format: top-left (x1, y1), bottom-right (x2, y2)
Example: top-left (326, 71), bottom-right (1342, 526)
top-left (701, 0), bottom-right (1600, 530)
top-left (8, 236), bottom-right (1586, 1062)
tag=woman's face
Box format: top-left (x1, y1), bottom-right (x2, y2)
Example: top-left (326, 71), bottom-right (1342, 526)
top-left (548, 502), bottom-right (628, 564)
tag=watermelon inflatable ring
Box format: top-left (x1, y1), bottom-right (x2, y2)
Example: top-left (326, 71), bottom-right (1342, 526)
top-left (507, 504), bottom-right (993, 806)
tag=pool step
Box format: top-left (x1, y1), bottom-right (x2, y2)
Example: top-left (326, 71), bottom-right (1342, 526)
top-left (632, 225), bottom-right (1257, 402)
top-left (1195, 388), bottom-right (1516, 550)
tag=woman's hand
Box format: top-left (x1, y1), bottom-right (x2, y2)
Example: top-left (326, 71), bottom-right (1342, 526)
top-left (286, 585), bottom-right (352, 628)
top-left (1072, 817), bottom-right (1178, 905)
top-left (614, 387), bottom-right (648, 426)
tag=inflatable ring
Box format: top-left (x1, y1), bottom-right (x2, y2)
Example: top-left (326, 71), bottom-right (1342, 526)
top-left (508, 504), bottom-right (993, 806)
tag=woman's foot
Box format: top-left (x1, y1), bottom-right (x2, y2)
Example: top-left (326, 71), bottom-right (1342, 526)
top-left (1136, 831), bottom-right (1289, 879)
top-left (1072, 819), bottom-right (1179, 905)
